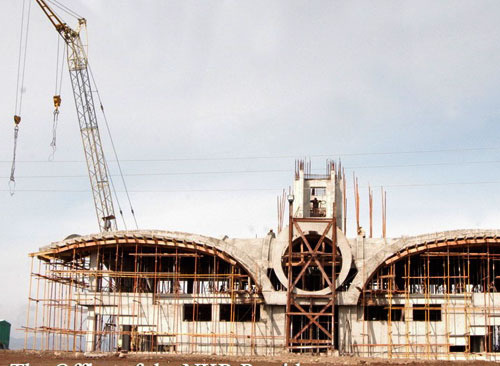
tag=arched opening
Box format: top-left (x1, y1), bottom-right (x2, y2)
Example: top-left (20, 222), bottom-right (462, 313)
top-left (27, 235), bottom-right (263, 354)
top-left (363, 240), bottom-right (500, 297)
top-left (282, 232), bottom-right (341, 292)
top-left (356, 237), bottom-right (500, 357)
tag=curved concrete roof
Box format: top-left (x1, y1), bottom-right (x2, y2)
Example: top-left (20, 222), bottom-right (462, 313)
top-left (35, 229), bottom-right (274, 292)
top-left (346, 229), bottom-right (500, 304)
top-left (33, 228), bottom-right (500, 306)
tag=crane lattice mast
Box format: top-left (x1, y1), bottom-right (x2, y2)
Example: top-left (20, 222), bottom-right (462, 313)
top-left (35, 0), bottom-right (117, 232)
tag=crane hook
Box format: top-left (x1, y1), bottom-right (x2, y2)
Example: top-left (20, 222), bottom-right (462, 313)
top-left (49, 95), bottom-right (62, 161)
top-left (53, 95), bottom-right (61, 110)
top-left (9, 115), bottom-right (21, 196)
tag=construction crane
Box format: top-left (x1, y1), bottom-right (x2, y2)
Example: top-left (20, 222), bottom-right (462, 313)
top-left (34, 0), bottom-right (117, 232)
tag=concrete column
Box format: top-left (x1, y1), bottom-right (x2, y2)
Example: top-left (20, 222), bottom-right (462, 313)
top-left (85, 308), bottom-right (96, 352)
top-left (356, 234), bottom-right (365, 262)
top-left (89, 251), bottom-right (98, 291)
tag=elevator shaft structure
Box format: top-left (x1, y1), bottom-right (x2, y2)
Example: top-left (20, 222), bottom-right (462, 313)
top-left (35, 0), bottom-right (116, 231)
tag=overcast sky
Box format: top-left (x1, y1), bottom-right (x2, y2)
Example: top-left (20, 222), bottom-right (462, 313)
top-left (2, 0), bottom-right (500, 346)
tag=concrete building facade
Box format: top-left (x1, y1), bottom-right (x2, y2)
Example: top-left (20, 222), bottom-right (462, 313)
top-left (24, 161), bottom-right (500, 360)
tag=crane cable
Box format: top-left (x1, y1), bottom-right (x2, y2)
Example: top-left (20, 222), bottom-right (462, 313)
top-left (46, 0), bottom-right (82, 20)
top-left (44, 0), bottom-right (128, 229)
top-left (85, 67), bottom-right (129, 230)
top-left (10, 0), bottom-right (32, 196)
top-left (88, 64), bottom-right (139, 230)
top-left (49, 36), bottom-right (65, 161)
top-left (104, 158), bottom-right (128, 231)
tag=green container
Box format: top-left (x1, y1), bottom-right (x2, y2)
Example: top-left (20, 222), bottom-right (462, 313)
top-left (0, 320), bottom-right (11, 349)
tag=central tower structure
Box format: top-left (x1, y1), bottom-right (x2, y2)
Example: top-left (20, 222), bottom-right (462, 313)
top-left (284, 160), bottom-right (344, 352)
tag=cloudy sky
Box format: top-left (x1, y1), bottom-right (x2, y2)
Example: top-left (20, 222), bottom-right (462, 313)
top-left (2, 0), bottom-right (500, 345)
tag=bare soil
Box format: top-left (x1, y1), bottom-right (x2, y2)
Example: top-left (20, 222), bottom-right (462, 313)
top-left (0, 350), bottom-right (494, 366)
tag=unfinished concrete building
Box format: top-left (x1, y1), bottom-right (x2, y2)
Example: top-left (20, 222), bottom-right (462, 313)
top-left (24, 161), bottom-right (500, 360)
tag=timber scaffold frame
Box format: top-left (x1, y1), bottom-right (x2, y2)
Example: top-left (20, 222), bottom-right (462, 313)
top-left (357, 235), bottom-right (500, 360)
top-left (24, 233), bottom-right (279, 355)
top-left (285, 201), bottom-right (338, 352)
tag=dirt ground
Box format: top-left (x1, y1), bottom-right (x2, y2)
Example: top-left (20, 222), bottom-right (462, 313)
top-left (0, 350), bottom-right (497, 366)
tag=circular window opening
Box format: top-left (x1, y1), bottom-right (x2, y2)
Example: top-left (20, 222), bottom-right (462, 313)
top-left (281, 233), bottom-right (341, 292)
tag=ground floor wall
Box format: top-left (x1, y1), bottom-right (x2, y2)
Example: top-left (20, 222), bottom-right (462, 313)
top-left (84, 294), bottom-right (500, 359)
top-left (338, 294), bottom-right (500, 360)
top-left (81, 293), bottom-right (286, 355)
top-left (25, 290), bottom-right (500, 359)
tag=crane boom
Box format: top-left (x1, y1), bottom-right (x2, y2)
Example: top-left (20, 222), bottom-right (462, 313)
top-left (35, 0), bottom-right (117, 232)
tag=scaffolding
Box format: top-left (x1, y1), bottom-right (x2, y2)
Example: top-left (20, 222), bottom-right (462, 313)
top-left (24, 234), bottom-right (281, 355)
top-left (356, 236), bottom-right (500, 360)
top-left (23, 159), bottom-right (500, 360)
top-left (284, 213), bottom-right (338, 352)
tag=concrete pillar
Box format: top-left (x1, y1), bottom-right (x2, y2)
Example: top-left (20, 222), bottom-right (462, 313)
top-left (85, 308), bottom-right (96, 352)
top-left (89, 251), bottom-right (98, 291)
